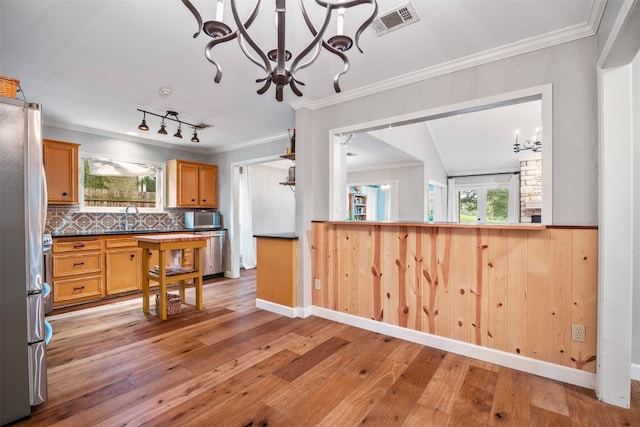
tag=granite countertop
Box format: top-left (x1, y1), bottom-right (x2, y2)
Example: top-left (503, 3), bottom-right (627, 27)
top-left (253, 232), bottom-right (298, 240)
top-left (51, 227), bottom-right (222, 238)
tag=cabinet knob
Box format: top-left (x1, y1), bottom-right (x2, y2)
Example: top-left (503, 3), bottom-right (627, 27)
top-left (202, 199), bottom-right (206, 202)
top-left (62, 192), bottom-right (68, 196)
top-left (191, 198), bottom-right (196, 202)
top-left (130, 253), bottom-right (135, 259)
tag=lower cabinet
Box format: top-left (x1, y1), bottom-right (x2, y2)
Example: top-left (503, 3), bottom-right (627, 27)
top-left (52, 233), bottom-right (196, 307)
top-left (105, 248), bottom-right (141, 294)
top-left (52, 237), bottom-right (105, 306)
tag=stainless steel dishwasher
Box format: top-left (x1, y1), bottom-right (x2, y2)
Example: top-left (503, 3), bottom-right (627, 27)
top-left (194, 230), bottom-right (225, 277)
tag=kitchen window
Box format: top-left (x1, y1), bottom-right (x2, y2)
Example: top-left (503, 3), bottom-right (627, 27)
top-left (80, 155), bottom-right (164, 213)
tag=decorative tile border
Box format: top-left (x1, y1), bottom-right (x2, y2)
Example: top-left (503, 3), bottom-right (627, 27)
top-left (46, 206), bottom-right (187, 235)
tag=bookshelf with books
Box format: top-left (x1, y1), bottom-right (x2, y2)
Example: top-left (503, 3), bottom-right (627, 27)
top-left (349, 192), bottom-right (367, 220)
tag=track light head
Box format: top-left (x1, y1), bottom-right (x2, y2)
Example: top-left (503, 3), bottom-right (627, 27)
top-left (157, 118), bottom-right (168, 135)
top-left (191, 129), bottom-right (200, 143)
top-left (138, 112), bottom-right (149, 131)
top-left (174, 123), bottom-right (182, 139)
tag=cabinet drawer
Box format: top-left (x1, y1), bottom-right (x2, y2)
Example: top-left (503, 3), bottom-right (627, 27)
top-left (105, 237), bottom-right (138, 249)
top-left (53, 253), bottom-right (102, 276)
top-left (54, 275), bottom-right (103, 302)
top-left (53, 239), bottom-right (102, 253)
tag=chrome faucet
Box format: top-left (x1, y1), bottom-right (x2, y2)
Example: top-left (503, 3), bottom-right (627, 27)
top-left (124, 205), bottom-right (139, 231)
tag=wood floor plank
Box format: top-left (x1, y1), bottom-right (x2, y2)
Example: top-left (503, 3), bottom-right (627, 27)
top-left (530, 374), bottom-right (570, 416)
top-left (417, 352), bottom-right (471, 414)
top-left (15, 269), bottom-right (638, 427)
top-left (488, 367), bottom-right (531, 426)
top-left (446, 365), bottom-right (498, 426)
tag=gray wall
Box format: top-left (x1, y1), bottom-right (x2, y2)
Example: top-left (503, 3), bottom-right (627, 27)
top-left (249, 163), bottom-right (295, 235)
top-left (44, 126), bottom-right (211, 165)
top-left (304, 36), bottom-right (598, 226)
top-left (633, 49), bottom-right (640, 369)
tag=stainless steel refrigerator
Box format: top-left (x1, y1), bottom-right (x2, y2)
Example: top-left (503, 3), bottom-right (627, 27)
top-left (0, 96), bottom-right (51, 425)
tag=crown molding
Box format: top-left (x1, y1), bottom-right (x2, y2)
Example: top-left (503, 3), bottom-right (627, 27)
top-left (211, 131), bottom-right (289, 153)
top-left (291, 2), bottom-right (605, 112)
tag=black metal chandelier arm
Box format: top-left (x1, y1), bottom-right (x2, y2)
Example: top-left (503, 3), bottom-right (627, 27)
top-left (323, 41), bottom-right (350, 93)
top-left (354, 1), bottom-right (378, 53)
top-left (310, 0), bottom-right (377, 53)
top-left (290, 6), bottom-right (333, 76)
top-left (204, 34), bottom-right (237, 83)
top-left (230, 0), bottom-right (272, 76)
top-left (181, 0), bottom-right (203, 38)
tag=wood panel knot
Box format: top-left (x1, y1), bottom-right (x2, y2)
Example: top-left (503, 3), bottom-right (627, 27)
top-left (371, 266), bottom-right (381, 278)
top-left (403, 306), bottom-right (409, 315)
top-left (386, 292), bottom-right (391, 299)
top-left (488, 262), bottom-right (494, 268)
top-left (458, 320), bottom-right (463, 327)
top-left (488, 330), bottom-right (493, 338)
top-left (459, 288), bottom-right (465, 295)
top-left (423, 269), bottom-right (432, 284)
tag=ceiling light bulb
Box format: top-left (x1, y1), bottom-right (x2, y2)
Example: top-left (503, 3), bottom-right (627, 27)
top-left (191, 131), bottom-right (200, 143)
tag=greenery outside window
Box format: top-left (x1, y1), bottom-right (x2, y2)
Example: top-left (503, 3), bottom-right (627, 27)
top-left (457, 184), bottom-right (509, 223)
top-left (80, 154), bottom-right (164, 213)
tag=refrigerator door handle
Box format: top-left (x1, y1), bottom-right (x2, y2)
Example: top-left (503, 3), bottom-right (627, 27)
top-left (41, 164), bottom-right (48, 234)
top-left (26, 293), bottom-right (45, 343)
top-left (27, 341), bottom-right (47, 406)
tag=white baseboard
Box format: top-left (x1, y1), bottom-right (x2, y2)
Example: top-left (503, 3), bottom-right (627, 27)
top-left (632, 363), bottom-right (640, 381)
top-left (255, 299), bottom-right (310, 318)
top-left (311, 306), bottom-right (596, 390)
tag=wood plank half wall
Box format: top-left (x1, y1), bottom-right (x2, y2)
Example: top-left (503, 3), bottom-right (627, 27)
top-left (311, 222), bottom-right (597, 373)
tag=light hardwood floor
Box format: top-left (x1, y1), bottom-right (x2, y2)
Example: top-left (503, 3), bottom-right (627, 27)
top-left (15, 269), bottom-right (640, 426)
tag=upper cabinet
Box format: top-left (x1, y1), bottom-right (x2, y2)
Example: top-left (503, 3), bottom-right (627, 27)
top-left (43, 139), bottom-right (79, 205)
top-left (166, 159), bottom-right (218, 208)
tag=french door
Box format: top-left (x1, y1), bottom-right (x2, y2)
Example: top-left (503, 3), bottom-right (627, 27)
top-left (457, 184), bottom-right (510, 223)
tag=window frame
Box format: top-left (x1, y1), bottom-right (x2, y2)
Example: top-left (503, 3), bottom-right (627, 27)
top-left (79, 152), bottom-right (165, 213)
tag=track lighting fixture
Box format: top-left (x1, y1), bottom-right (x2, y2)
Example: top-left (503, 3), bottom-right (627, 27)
top-left (136, 109), bottom-right (210, 142)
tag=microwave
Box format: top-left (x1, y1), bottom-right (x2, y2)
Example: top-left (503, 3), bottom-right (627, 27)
top-left (184, 211), bottom-right (222, 229)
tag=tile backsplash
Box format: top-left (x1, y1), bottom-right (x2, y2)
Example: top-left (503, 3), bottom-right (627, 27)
top-left (46, 206), bottom-right (186, 235)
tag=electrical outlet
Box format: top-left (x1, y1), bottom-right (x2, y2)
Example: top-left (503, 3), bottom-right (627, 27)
top-left (572, 324), bottom-right (586, 342)
top-left (314, 278), bottom-right (321, 290)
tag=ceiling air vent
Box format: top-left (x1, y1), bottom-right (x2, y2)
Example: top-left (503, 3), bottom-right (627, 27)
top-left (371, 2), bottom-right (420, 36)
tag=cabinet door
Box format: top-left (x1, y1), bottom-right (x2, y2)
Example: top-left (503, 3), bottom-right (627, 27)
top-left (198, 165), bottom-right (218, 208)
top-left (177, 162), bottom-right (199, 206)
top-left (105, 249), bottom-right (141, 294)
top-left (43, 140), bottom-right (79, 204)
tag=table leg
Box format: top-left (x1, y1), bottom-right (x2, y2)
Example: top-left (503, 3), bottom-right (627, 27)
top-left (195, 247), bottom-right (203, 310)
top-left (142, 248), bottom-right (150, 314)
top-left (158, 249), bottom-right (167, 321)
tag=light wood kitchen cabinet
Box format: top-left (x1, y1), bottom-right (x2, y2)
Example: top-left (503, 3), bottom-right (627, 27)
top-left (51, 232), bottom-right (199, 308)
top-left (105, 238), bottom-right (141, 294)
top-left (43, 139), bottom-right (79, 205)
top-left (52, 237), bottom-right (104, 306)
top-left (166, 159), bottom-right (218, 208)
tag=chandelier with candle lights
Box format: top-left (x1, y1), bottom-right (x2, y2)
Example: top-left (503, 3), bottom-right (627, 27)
top-left (513, 127), bottom-right (542, 153)
top-left (181, 0), bottom-right (378, 101)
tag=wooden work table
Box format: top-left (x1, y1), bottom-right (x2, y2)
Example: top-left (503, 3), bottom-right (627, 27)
top-left (134, 234), bottom-right (208, 320)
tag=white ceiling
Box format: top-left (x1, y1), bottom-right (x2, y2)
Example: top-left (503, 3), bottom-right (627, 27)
top-left (0, 0), bottom-right (602, 158)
